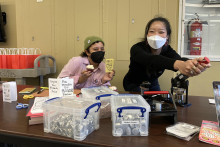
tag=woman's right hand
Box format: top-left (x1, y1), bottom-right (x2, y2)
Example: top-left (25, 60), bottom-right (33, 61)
top-left (174, 60), bottom-right (194, 76)
top-left (78, 70), bottom-right (93, 84)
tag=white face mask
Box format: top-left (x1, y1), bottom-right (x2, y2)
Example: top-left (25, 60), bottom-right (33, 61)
top-left (147, 35), bottom-right (167, 49)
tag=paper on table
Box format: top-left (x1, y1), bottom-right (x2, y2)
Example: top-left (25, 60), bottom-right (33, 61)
top-left (209, 99), bottom-right (215, 104)
top-left (31, 97), bottom-right (50, 114)
top-left (166, 122), bottom-right (200, 141)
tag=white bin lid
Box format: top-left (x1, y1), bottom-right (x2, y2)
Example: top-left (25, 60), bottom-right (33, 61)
top-left (81, 86), bottom-right (118, 101)
top-left (110, 94), bottom-right (151, 113)
top-left (44, 97), bottom-right (101, 117)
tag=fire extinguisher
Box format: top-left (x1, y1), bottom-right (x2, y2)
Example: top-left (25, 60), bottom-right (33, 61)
top-left (189, 21), bottom-right (202, 55)
top-left (187, 13), bottom-right (206, 55)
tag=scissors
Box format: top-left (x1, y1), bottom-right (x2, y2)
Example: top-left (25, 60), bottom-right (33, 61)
top-left (23, 95), bottom-right (34, 99)
top-left (16, 103), bottom-right (29, 109)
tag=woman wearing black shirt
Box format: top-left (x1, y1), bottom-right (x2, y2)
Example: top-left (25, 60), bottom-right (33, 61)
top-left (123, 17), bottom-right (210, 92)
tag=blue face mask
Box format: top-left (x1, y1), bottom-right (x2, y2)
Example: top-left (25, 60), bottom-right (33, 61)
top-left (91, 51), bottom-right (105, 63)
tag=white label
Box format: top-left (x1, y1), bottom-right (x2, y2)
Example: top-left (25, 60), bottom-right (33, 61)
top-left (122, 121), bottom-right (139, 124)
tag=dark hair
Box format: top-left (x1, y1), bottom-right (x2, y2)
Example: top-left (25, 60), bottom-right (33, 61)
top-left (144, 17), bottom-right (171, 44)
top-left (80, 41), bottom-right (105, 57)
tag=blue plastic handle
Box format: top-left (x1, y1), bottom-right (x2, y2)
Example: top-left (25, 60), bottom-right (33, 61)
top-left (45, 97), bottom-right (61, 103)
top-left (117, 106), bottom-right (146, 117)
top-left (96, 94), bottom-right (114, 100)
top-left (84, 102), bottom-right (101, 119)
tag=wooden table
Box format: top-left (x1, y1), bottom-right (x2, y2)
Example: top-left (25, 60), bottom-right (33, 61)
top-left (0, 85), bottom-right (217, 147)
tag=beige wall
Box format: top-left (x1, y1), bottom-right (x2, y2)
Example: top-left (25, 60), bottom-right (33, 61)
top-left (0, 0), bottom-right (218, 97)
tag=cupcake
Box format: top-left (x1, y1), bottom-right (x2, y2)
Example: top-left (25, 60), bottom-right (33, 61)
top-left (86, 65), bottom-right (94, 72)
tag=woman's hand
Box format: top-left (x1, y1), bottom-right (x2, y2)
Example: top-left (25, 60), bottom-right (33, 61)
top-left (174, 57), bottom-right (211, 77)
top-left (196, 57), bottom-right (211, 72)
top-left (78, 70), bottom-right (93, 84)
top-left (101, 70), bottom-right (115, 84)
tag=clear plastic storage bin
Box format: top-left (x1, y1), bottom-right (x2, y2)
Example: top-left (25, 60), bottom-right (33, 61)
top-left (81, 86), bottom-right (118, 118)
top-left (213, 81), bottom-right (220, 127)
top-left (111, 94), bottom-right (151, 136)
top-left (43, 97), bottom-right (101, 141)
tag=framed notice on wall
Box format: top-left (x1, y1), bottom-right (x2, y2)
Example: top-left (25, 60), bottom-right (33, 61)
top-left (178, 0), bottom-right (220, 61)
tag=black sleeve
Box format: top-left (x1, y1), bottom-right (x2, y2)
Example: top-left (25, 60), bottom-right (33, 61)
top-left (162, 45), bottom-right (188, 61)
top-left (130, 44), bottom-right (185, 71)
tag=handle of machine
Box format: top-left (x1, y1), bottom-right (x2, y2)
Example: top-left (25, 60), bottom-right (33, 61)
top-left (144, 91), bottom-right (169, 95)
top-left (198, 57), bottom-right (210, 64)
top-left (96, 94), bottom-right (114, 100)
top-left (45, 97), bottom-right (61, 103)
top-left (174, 57), bottom-right (210, 81)
top-left (117, 106), bottom-right (146, 117)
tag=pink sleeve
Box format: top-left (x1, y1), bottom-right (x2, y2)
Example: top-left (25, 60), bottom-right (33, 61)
top-left (58, 57), bottom-right (82, 85)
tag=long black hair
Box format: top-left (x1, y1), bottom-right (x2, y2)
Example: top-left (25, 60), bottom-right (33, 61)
top-left (144, 17), bottom-right (171, 44)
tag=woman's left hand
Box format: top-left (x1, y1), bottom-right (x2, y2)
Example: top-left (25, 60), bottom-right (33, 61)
top-left (101, 70), bottom-right (115, 84)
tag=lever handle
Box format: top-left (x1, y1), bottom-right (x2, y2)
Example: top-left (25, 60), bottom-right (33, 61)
top-left (144, 91), bottom-right (169, 95)
top-left (198, 57), bottom-right (210, 64)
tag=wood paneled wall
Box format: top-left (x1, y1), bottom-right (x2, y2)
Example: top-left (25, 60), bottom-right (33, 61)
top-left (0, 0), bottom-right (180, 91)
top-left (2, 0), bottom-right (215, 97)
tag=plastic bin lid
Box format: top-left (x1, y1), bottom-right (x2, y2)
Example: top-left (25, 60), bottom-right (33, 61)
top-left (44, 97), bottom-right (96, 110)
top-left (44, 97), bottom-right (101, 119)
top-left (110, 94), bottom-right (151, 112)
top-left (81, 86), bottom-right (118, 100)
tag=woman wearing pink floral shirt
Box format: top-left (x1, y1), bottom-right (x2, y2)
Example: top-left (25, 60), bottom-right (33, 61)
top-left (58, 36), bottom-right (115, 89)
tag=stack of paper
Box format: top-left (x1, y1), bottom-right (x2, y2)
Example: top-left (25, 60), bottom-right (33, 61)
top-left (26, 97), bottom-right (50, 125)
top-left (166, 122), bottom-right (200, 141)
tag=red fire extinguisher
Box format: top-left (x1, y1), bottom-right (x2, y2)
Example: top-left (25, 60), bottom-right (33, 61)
top-left (189, 21), bottom-right (202, 55)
